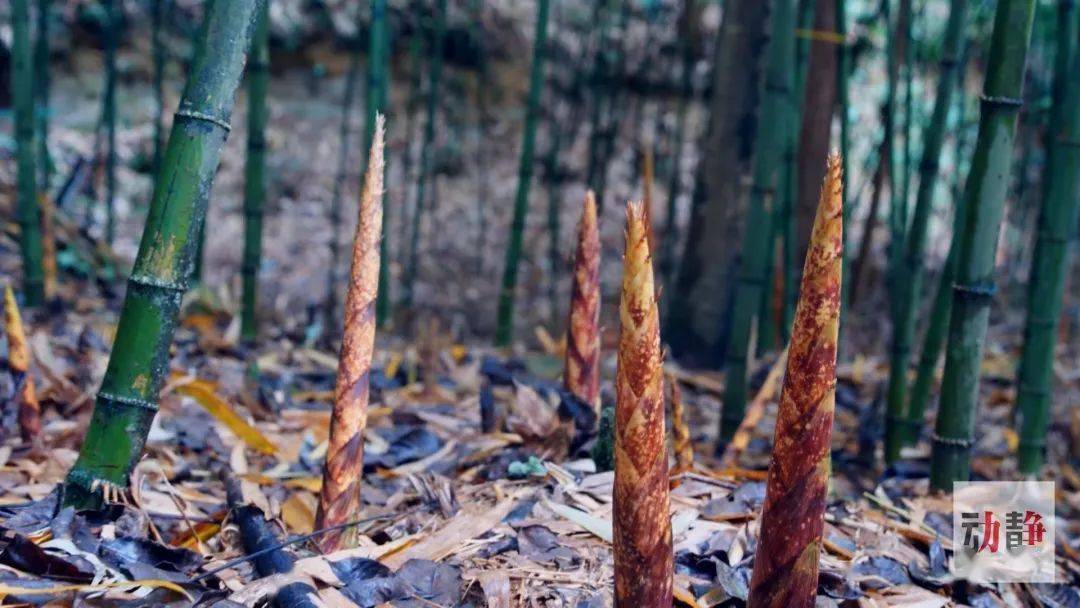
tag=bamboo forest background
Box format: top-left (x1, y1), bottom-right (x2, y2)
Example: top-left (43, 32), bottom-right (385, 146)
top-left (3, 0), bottom-right (1074, 346)
top-left (2, 0), bottom-right (1077, 450)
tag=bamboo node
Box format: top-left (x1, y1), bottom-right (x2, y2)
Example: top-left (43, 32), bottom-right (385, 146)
top-left (98, 391), bottom-right (161, 412)
top-left (930, 433), bottom-right (973, 448)
top-left (175, 108), bottom-right (232, 132)
top-left (978, 94), bottom-right (1023, 109)
top-left (128, 273), bottom-right (189, 292)
top-left (951, 281), bottom-right (996, 301)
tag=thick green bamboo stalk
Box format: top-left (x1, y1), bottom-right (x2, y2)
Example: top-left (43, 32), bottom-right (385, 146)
top-left (720, 0), bottom-right (797, 446)
top-left (190, 0), bottom-right (214, 285)
top-left (494, 0), bottom-right (551, 346)
top-left (152, 0), bottom-right (167, 177)
top-left (403, 0), bottom-right (447, 311)
top-left (594, 0), bottom-right (631, 213)
top-left (325, 6), bottom-right (364, 331)
top-left (35, 0), bottom-right (51, 192)
top-left (659, 0), bottom-right (697, 288)
top-left (761, 0), bottom-right (815, 357)
top-left (544, 125), bottom-right (563, 321)
top-left (471, 0), bottom-right (489, 276)
top-left (887, 0), bottom-right (907, 297)
top-left (929, 0), bottom-right (1035, 491)
top-left (757, 193), bottom-right (779, 356)
top-left (240, 2), bottom-right (269, 343)
top-left (104, 0), bottom-right (118, 246)
top-left (884, 0), bottom-right (969, 464)
top-left (367, 0), bottom-right (391, 328)
top-left (899, 0), bottom-right (915, 233)
top-left (544, 6), bottom-right (593, 321)
top-left (882, 0), bottom-right (899, 310)
top-left (63, 0), bottom-right (264, 509)
top-left (584, 1), bottom-right (613, 212)
top-left (12, 0), bottom-right (44, 306)
top-left (905, 51), bottom-right (973, 443)
top-left (836, 0), bottom-right (851, 346)
top-left (1015, 1), bottom-right (1079, 475)
top-left (397, 31), bottom-right (423, 261)
top-left (778, 0), bottom-right (816, 338)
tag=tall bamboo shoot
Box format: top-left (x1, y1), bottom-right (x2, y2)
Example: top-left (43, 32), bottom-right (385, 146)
top-left (613, 201), bottom-right (672, 606)
top-left (749, 153), bottom-right (842, 607)
top-left (315, 117), bottom-right (385, 553)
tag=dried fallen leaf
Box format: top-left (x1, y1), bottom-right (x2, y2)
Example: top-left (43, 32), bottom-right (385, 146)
top-left (0, 579), bottom-right (192, 602)
top-left (170, 375), bottom-right (276, 455)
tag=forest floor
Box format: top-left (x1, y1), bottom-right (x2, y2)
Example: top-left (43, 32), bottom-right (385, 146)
top-left (0, 48), bottom-right (1079, 608)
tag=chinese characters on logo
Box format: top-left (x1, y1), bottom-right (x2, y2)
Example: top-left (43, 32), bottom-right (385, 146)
top-left (960, 509), bottom-right (1046, 553)
top-left (952, 481), bottom-right (1054, 583)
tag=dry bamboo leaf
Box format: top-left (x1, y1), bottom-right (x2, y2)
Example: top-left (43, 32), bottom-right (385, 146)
top-left (171, 376), bottom-right (276, 455)
top-left (545, 499), bottom-right (613, 542)
top-left (282, 491), bottom-right (317, 534)
top-left (720, 347), bottom-right (789, 468)
top-left (381, 498), bottom-right (517, 569)
top-left (0, 579), bottom-right (192, 602)
top-left (668, 374), bottom-right (694, 474)
top-left (475, 571), bottom-right (511, 608)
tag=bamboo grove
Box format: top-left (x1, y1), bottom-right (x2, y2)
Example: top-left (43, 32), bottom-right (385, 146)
top-left (2, 0), bottom-right (1078, 603)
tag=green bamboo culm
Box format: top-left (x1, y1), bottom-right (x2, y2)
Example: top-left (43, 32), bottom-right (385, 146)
top-left (471, 0), bottom-right (490, 276)
top-left (594, 0), bottom-right (630, 213)
top-left (883, 0), bottom-right (903, 317)
top-left (719, 0), bottom-right (797, 447)
top-left (494, 0), bottom-right (552, 347)
top-left (12, 0), bottom-right (45, 307)
top-left (152, 0), bottom-right (167, 177)
top-left (835, 0), bottom-right (851, 349)
top-left (544, 124), bottom-right (563, 321)
top-left (584, 0), bottom-right (614, 213)
top-left (367, 0), bottom-right (391, 328)
top-left (929, 0), bottom-right (1036, 491)
top-left (660, 0), bottom-right (697, 289)
top-left (904, 56), bottom-right (974, 444)
top-left (35, 0), bottom-right (51, 192)
top-left (240, 1), bottom-right (269, 343)
top-left (757, 181), bottom-right (779, 355)
top-left (780, 0), bottom-right (816, 338)
top-left (63, 0), bottom-right (265, 510)
top-left (325, 4), bottom-right (364, 330)
top-left (403, 0), bottom-right (448, 312)
top-left (883, 0), bottom-right (969, 464)
top-left (759, 0), bottom-right (813, 354)
top-left (397, 30), bottom-right (423, 260)
top-left (1014, 0), bottom-right (1079, 475)
top-left (898, 0), bottom-right (915, 234)
top-left (103, 0), bottom-right (118, 246)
